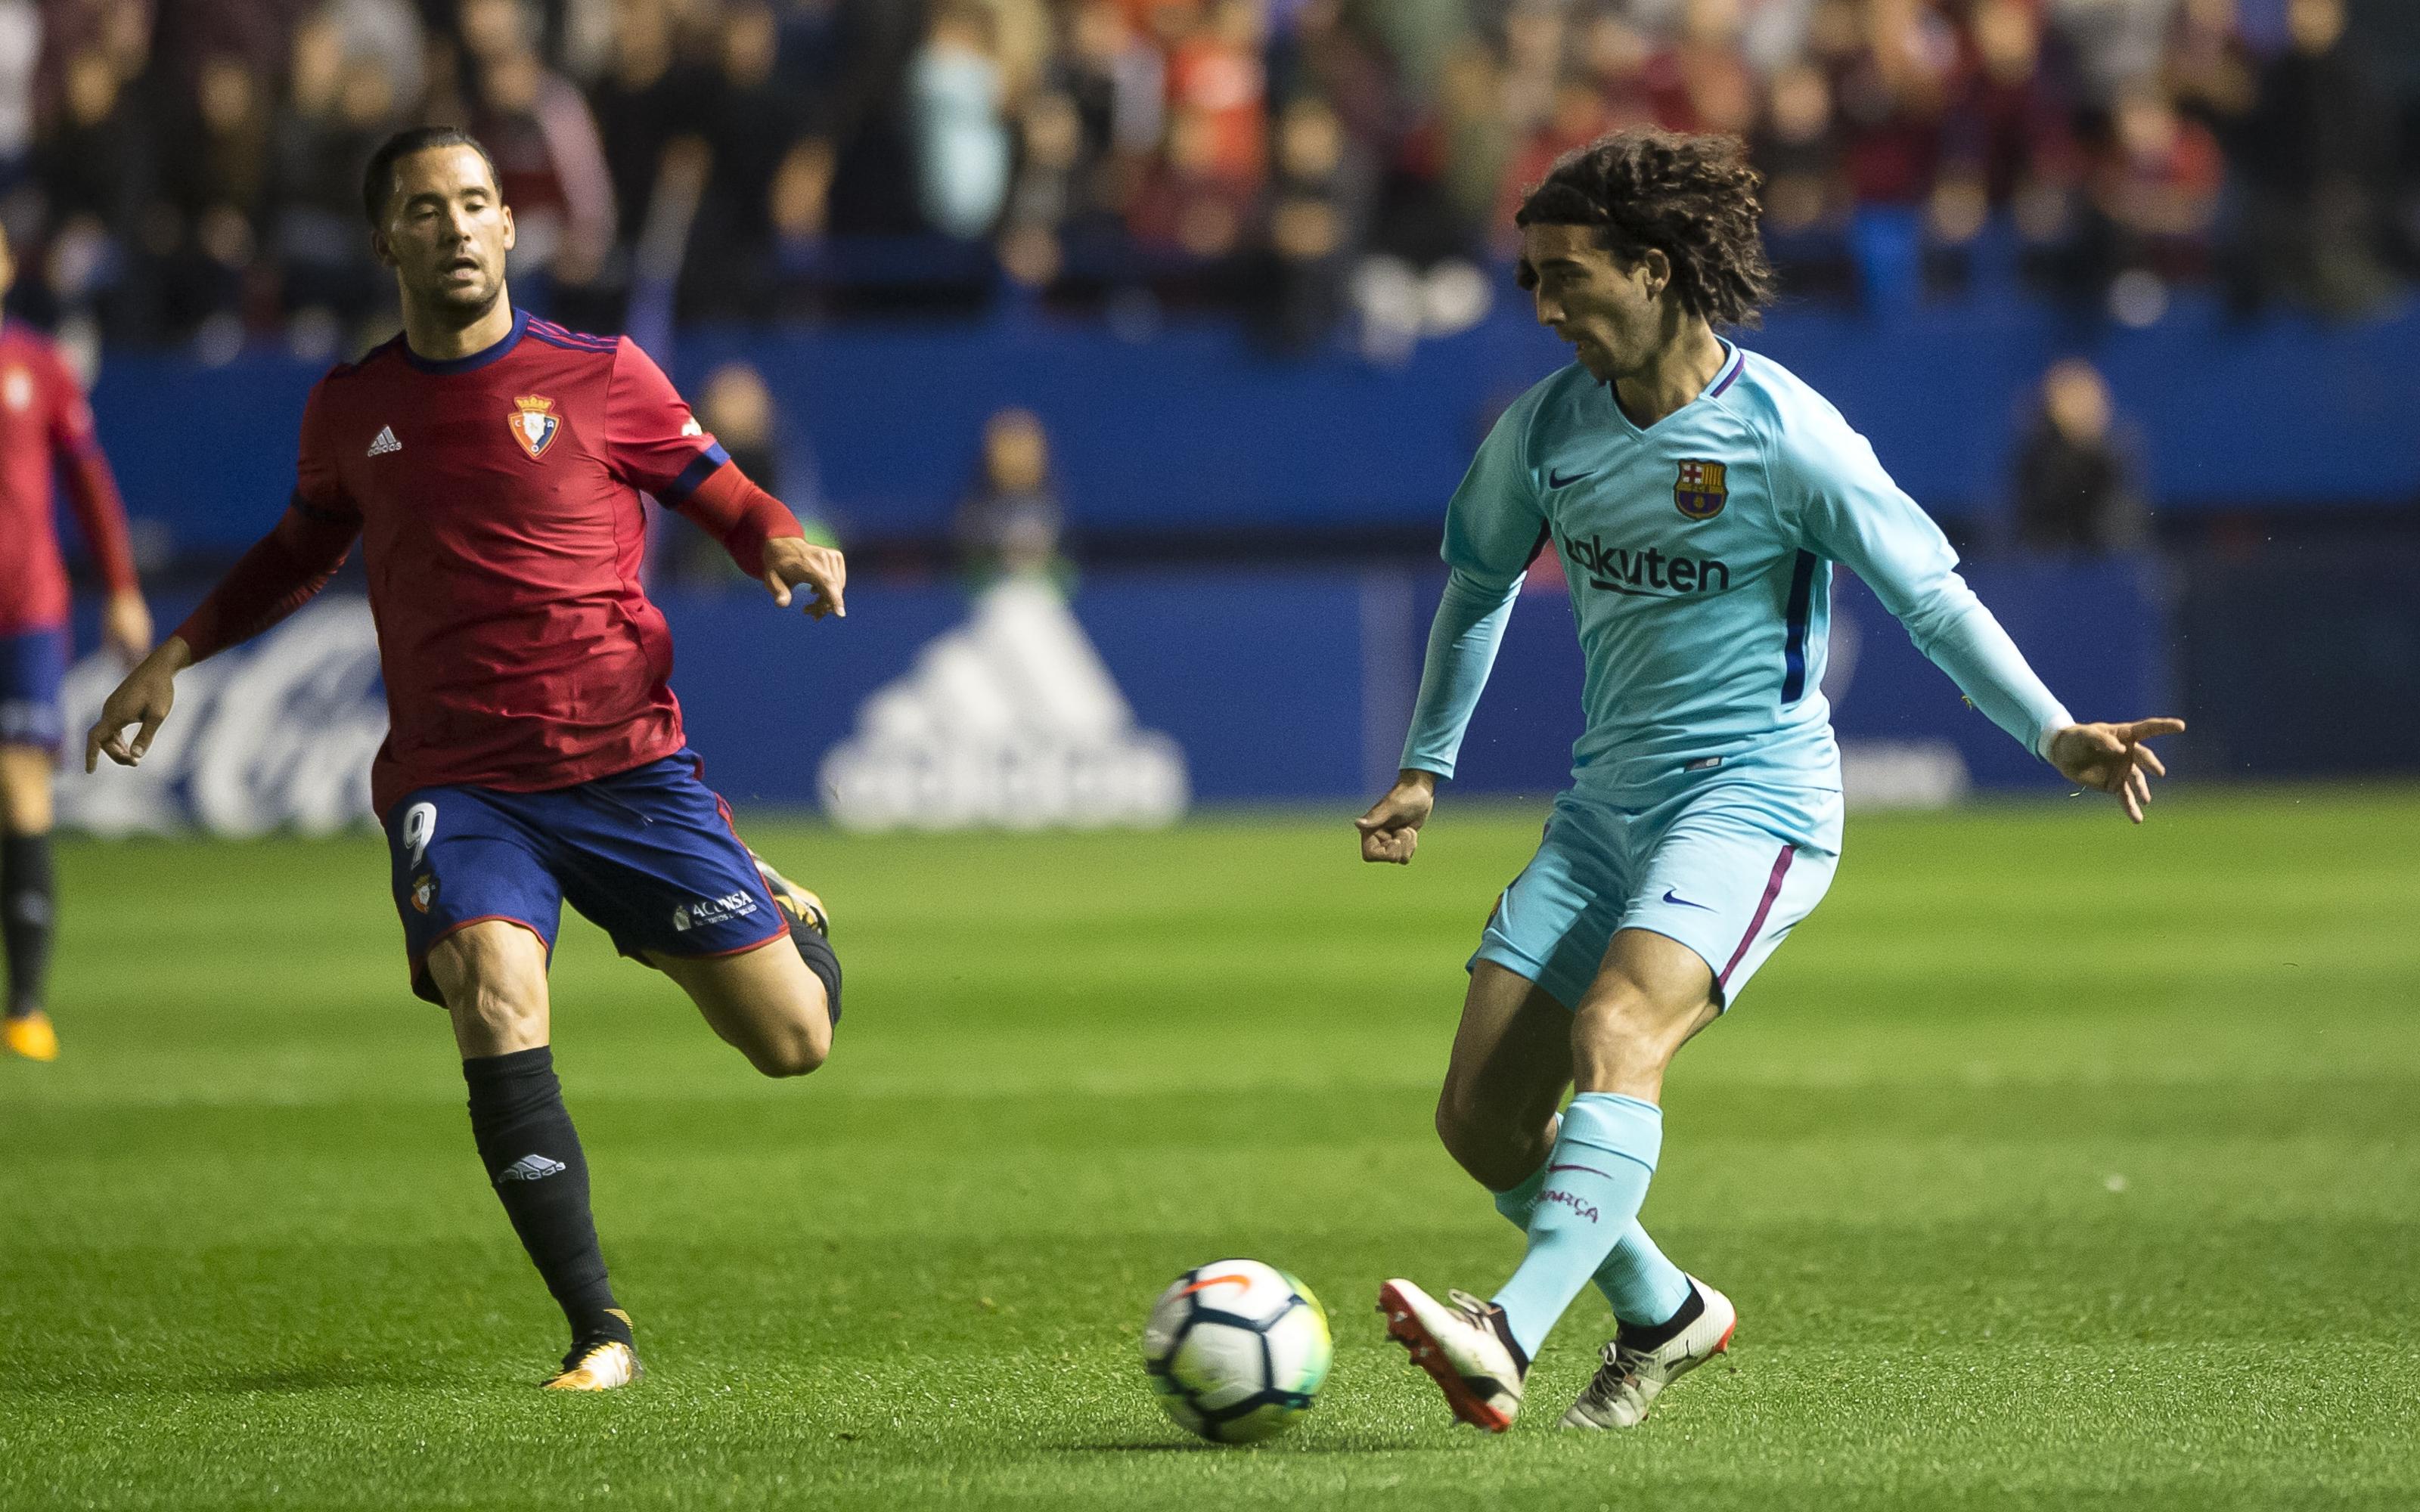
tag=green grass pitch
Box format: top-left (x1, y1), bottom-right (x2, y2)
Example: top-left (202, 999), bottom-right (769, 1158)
top-left (3, 786), bottom-right (2416, 1510)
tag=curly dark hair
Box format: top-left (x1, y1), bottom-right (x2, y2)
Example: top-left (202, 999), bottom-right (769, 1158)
top-left (1513, 128), bottom-right (1776, 329)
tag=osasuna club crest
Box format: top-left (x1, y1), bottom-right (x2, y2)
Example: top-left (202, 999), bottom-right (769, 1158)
top-left (1674, 459), bottom-right (1727, 520)
top-left (509, 394), bottom-right (561, 459)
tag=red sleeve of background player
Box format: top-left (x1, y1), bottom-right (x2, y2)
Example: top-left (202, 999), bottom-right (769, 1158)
top-left (602, 337), bottom-right (801, 573)
top-left (45, 347), bottom-right (141, 595)
top-left (172, 380), bottom-right (361, 661)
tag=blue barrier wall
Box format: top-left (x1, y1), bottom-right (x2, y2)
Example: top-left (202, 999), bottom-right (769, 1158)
top-left (86, 297), bottom-right (2420, 556)
top-left (70, 556), bottom-right (2165, 822)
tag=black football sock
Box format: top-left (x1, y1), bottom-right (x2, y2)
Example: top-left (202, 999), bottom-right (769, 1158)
top-left (1615, 1278), bottom-right (1705, 1352)
top-left (790, 916), bottom-right (842, 1028)
top-left (2, 831), bottom-right (55, 1018)
top-left (461, 1047), bottom-right (628, 1346)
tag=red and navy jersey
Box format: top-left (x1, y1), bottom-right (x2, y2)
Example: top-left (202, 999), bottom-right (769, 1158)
top-left (0, 323), bottom-right (138, 636)
top-left (191, 311), bottom-right (740, 816)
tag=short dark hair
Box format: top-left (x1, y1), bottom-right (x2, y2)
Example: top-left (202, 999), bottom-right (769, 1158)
top-left (361, 126), bottom-right (499, 229)
top-left (1514, 128), bottom-right (1776, 329)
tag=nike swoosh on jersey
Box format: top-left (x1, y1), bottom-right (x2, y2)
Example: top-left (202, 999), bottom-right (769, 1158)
top-left (1548, 466), bottom-right (1593, 488)
top-left (1661, 888), bottom-right (1714, 910)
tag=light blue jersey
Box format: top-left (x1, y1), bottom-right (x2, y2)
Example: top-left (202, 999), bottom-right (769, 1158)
top-left (1407, 341), bottom-right (2074, 1009)
top-left (1403, 342), bottom-right (2069, 822)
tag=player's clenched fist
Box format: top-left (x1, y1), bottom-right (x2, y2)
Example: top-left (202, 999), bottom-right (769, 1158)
top-left (762, 535), bottom-right (846, 620)
top-left (1357, 770), bottom-right (1438, 864)
top-left (86, 637), bottom-right (192, 772)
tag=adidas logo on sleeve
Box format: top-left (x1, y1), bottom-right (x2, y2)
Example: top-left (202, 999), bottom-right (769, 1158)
top-left (367, 426), bottom-right (402, 456)
top-left (495, 1154), bottom-right (567, 1182)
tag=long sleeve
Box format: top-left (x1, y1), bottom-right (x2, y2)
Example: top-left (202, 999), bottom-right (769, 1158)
top-left (1774, 405), bottom-right (2071, 759)
top-left (46, 354), bottom-right (139, 594)
top-left (1399, 394), bottom-right (1549, 779)
top-left (675, 460), bottom-right (805, 575)
top-left (1401, 569), bottom-right (1523, 778)
top-left (172, 500), bottom-right (359, 661)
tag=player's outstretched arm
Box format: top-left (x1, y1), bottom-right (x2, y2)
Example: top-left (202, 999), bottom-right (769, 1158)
top-left (761, 534), bottom-right (847, 620)
top-left (1357, 770), bottom-right (1438, 864)
top-left (2045, 717), bottom-right (2186, 824)
top-left (86, 636), bottom-right (193, 772)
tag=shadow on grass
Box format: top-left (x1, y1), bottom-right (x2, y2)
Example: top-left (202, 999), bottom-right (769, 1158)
top-left (1056, 1439), bottom-right (1449, 1455)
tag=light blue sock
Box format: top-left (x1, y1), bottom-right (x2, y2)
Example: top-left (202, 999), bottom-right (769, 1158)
top-left (1493, 1156), bottom-right (1692, 1328)
top-left (1490, 1092), bottom-right (1661, 1362)
top-left (1594, 1220), bottom-right (1692, 1327)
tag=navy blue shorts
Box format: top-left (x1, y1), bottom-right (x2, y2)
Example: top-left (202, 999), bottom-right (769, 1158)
top-left (0, 627), bottom-right (68, 750)
top-left (386, 749), bottom-right (788, 1006)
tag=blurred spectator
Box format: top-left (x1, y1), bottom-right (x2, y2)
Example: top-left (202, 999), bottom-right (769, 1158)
top-left (911, 1), bottom-right (1011, 240)
top-left (0, 0), bottom-right (37, 187)
top-left (2229, 0), bottom-right (2394, 315)
top-left (1126, 0), bottom-right (1267, 259)
top-left (1832, 0), bottom-right (1959, 212)
top-left (152, 51), bottom-right (269, 340)
top-left (1253, 93), bottom-right (1352, 349)
top-left (1939, 0), bottom-right (2076, 228)
top-left (2164, 0), bottom-right (2257, 134)
top-left (2012, 358), bottom-right (2147, 554)
top-left (461, 0), bottom-right (616, 294)
top-left (684, 0), bottom-right (811, 314)
top-left (955, 406), bottom-right (1068, 590)
top-left (1755, 61), bottom-right (1845, 234)
top-left (1643, 0), bottom-right (1758, 139)
top-left (34, 45), bottom-right (150, 333)
top-left (268, 11), bottom-right (401, 344)
top-left (2069, 81), bottom-right (2223, 312)
top-left (999, 88), bottom-right (1087, 288)
top-left (588, 0), bottom-right (707, 250)
top-left (0, 0), bottom-right (2413, 344)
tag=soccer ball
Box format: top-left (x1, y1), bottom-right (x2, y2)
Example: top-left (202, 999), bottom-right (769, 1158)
top-left (1140, 1259), bottom-right (1332, 1444)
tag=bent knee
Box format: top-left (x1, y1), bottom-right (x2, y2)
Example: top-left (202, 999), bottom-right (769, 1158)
top-left (1433, 1088), bottom-right (1532, 1187)
top-left (747, 1039), bottom-right (827, 1078)
top-left (740, 998), bottom-right (831, 1079)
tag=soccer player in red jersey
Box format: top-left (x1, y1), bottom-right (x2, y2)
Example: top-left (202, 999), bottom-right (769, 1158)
top-left (0, 224), bottom-right (152, 1063)
top-left (86, 128), bottom-right (846, 1390)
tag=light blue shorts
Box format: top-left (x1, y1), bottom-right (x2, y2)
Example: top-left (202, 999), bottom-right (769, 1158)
top-left (1473, 778), bottom-right (1841, 1012)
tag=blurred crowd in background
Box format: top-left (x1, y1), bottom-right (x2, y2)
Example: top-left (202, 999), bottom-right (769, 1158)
top-left (4, 0), bottom-right (2415, 355)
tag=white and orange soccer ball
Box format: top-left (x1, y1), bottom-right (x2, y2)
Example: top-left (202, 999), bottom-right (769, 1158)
top-left (1140, 1259), bottom-right (1332, 1444)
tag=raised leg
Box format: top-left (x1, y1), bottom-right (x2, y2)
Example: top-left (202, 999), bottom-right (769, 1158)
top-left (649, 934), bottom-right (831, 1079)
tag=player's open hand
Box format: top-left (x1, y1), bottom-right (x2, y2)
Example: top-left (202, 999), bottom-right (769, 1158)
top-left (762, 536), bottom-right (846, 620)
top-left (85, 637), bottom-right (191, 773)
top-left (2047, 717), bottom-right (2186, 824)
top-left (1357, 770), bottom-right (1438, 864)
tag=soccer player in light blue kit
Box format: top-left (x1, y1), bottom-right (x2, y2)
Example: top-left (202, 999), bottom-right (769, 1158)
top-left (1360, 129), bottom-right (2184, 1433)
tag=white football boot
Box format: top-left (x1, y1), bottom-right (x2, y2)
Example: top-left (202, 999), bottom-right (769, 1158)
top-left (1561, 1275), bottom-right (1736, 1430)
top-left (1377, 1279), bottom-right (1525, 1432)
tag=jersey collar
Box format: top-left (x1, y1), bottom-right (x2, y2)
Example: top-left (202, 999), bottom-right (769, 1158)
top-left (1605, 337), bottom-right (1743, 436)
top-left (402, 307), bottom-right (528, 373)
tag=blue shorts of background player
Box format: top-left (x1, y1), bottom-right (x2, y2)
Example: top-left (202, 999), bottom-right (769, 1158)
top-left (1475, 770), bottom-right (1843, 1012)
top-left (0, 627), bottom-right (68, 751)
top-left (386, 749), bottom-right (787, 1006)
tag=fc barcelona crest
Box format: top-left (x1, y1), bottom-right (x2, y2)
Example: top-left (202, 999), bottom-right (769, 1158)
top-left (1674, 459), bottom-right (1727, 520)
top-left (508, 394), bottom-right (562, 459)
